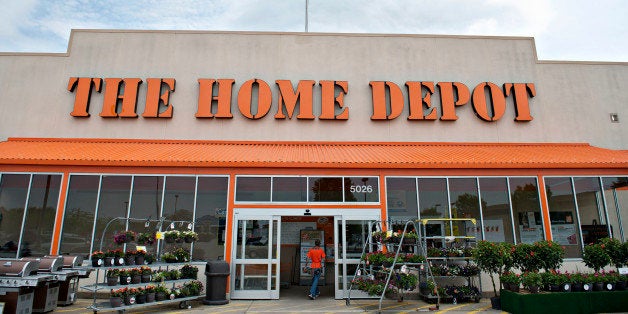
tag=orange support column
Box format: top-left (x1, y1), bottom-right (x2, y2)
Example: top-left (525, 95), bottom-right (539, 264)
top-left (51, 172), bottom-right (70, 254)
top-left (224, 174), bottom-right (236, 293)
top-left (379, 173), bottom-right (387, 223)
top-left (537, 174), bottom-right (552, 241)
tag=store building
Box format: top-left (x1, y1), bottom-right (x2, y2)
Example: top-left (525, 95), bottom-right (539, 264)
top-left (0, 30), bottom-right (626, 299)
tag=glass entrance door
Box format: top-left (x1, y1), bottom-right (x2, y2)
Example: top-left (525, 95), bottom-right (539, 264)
top-left (334, 212), bottom-right (380, 299)
top-left (231, 214), bottom-right (280, 299)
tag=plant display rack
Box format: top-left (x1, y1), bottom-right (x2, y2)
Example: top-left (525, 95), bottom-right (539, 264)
top-left (418, 218), bottom-right (481, 305)
top-left (81, 262), bottom-right (202, 313)
top-left (83, 216), bottom-right (200, 313)
top-left (346, 219), bottom-right (437, 313)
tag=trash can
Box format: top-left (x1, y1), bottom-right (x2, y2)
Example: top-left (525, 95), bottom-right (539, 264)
top-left (203, 260), bottom-right (229, 305)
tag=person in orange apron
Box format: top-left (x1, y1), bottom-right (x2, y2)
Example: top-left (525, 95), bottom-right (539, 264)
top-left (306, 239), bottom-right (325, 299)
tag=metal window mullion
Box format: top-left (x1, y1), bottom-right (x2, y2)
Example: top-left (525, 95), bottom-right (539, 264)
top-left (415, 178), bottom-right (421, 221)
top-left (342, 177), bottom-right (346, 202)
top-left (159, 177), bottom-right (166, 218)
top-left (267, 217), bottom-right (274, 291)
top-left (123, 176), bottom-right (135, 253)
top-left (476, 178), bottom-right (485, 240)
top-left (611, 187), bottom-right (625, 242)
top-left (446, 178), bottom-right (453, 235)
top-left (570, 178), bottom-right (585, 253)
top-left (269, 177), bottom-right (273, 202)
top-left (16, 174), bottom-right (34, 258)
top-left (89, 176), bottom-right (104, 256)
top-left (190, 176), bottom-right (199, 258)
top-left (597, 177), bottom-right (613, 238)
top-left (506, 177), bottom-right (518, 244)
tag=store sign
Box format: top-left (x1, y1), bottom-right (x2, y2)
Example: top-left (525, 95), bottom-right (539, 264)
top-left (68, 77), bottom-right (535, 122)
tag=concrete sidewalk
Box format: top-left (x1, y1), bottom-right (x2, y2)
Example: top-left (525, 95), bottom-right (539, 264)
top-left (55, 295), bottom-right (504, 313)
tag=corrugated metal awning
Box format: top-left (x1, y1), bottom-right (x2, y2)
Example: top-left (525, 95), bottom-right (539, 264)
top-left (0, 137), bottom-right (626, 169)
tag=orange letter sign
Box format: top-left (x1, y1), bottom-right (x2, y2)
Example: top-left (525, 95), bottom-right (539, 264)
top-left (100, 78), bottom-right (142, 118)
top-left (68, 77), bottom-right (102, 117)
top-left (319, 81), bottom-right (349, 120)
top-left (143, 78), bottom-right (175, 118)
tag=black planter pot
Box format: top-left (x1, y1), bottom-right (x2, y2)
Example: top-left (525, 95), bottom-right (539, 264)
top-left (605, 282), bottom-right (615, 291)
top-left (109, 297), bottom-right (123, 308)
top-left (528, 285), bottom-right (540, 293)
top-left (141, 274), bottom-right (151, 283)
top-left (120, 275), bottom-right (131, 285)
top-left (124, 295), bottom-right (135, 306)
top-left (106, 276), bottom-right (118, 286)
top-left (155, 292), bottom-right (166, 301)
top-left (490, 296), bottom-right (501, 310)
top-left (549, 284), bottom-right (560, 292)
top-left (115, 257), bottom-right (125, 266)
top-left (146, 292), bottom-right (155, 303)
top-left (135, 294), bottom-right (146, 304)
top-left (593, 282), bottom-right (604, 291)
top-left (131, 275), bottom-right (141, 284)
top-left (135, 256), bottom-right (145, 265)
top-left (571, 283), bottom-right (582, 292)
top-left (615, 281), bottom-right (627, 291)
top-left (105, 257), bottom-right (115, 267)
top-left (582, 283), bottom-right (592, 292)
top-left (91, 258), bottom-right (103, 267)
top-left (125, 256), bottom-right (135, 266)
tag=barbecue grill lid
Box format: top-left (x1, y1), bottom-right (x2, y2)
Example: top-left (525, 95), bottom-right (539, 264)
top-left (1, 260), bottom-right (40, 277)
top-left (21, 256), bottom-right (64, 272)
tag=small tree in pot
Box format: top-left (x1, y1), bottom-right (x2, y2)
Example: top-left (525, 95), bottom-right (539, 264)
top-left (472, 241), bottom-right (508, 309)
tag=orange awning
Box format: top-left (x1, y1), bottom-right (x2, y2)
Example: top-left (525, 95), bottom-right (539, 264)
top-left (0, 137), bottom-right (626, 169)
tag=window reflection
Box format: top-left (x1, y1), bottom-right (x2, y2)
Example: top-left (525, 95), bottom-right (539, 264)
top-left (19, 174), bottom-right (61, 257)
top-left (510, 177), bottom-right (544, 243)
top-left (60, 175), bottom-right (100, 257)
top-left (0, 174), bottom-right (30, 258)
top-left (478, 178), bottom-right (514, 243)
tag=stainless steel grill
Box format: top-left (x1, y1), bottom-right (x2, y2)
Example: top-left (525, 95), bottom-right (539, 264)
top-left (45, 255), bottom-right (84, 269)
top-left (0, 260), bottom-right (40, 277)
top-left (21, 256), bottom-right (64, 273)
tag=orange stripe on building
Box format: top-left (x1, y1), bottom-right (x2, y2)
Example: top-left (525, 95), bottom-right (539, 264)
top-left (51, 172), bottom-right (70, 254)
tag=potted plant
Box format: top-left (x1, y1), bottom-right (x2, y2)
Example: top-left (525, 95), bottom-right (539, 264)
top-left (167, 269), bottom-right (182, 280)
top-left (129, 268), bottom-right (141, 284)
top-left (363, 251), bottom-right (386, 266)
top-left (403, 254), bottom-right (426, 264)
top-left (135, 250), bottom-right (146, 265)
top-left (570, 272), bottom-right (585, 292)
top-left (140, 266), bottom-right (152, 283)
top-left (181, 264), bottom-right (199, 279)
top-left (182, 231), bottom-right (199, 243)
top-left (182, 280), bottom-right (204, 296)
top-left (106, 269), bottom-right (120, 286)
top-left (135, 287), bottom-right (146, 304)
top-left (104, 250), bottom-right (116, 266)
top-left (114, 230), bottom-right (137, 245)
top-left (91, 251), bottom-right (105, 267)
top-left (118, 269), bottom-right (131, 285)
top-left (144, 285), bottom-right (156, 303)
top-left (144, 253), bottom-right (156, 265)
top-left (371, 231), bottom-right (387, 244)
top-left (500, 272), bottom-right (521, 292)
top-left (124, 250), bottom-right (136, 266)
top-left (599, 238), bottom-right (627, 270)
top-left (108, 249), bottom-right (125, 266)
top-left (583, 242), bottom-right (611, 272)
top-left (164, 230), bottom-right (181, 243)
top-left (137, 232), bottom-right (156, 246)
top-left (172, 247), bottom-right (191, 262)
top-left (603, 270), bottom-right (620, 291)
top-left (109, 288), bottom-right (125, 307)
top-left (124, 287), bottom-right (139, 305)
top-left (154, 285), bottom-right (169, 301)
top-left (162, 252), bottom-right (178, 263)
top-left (401, 231), bottom-right (418, 245)
top-left (521, 271), bottom-right (542, 293)
top-left (472, 241), bottom-right (507, 309)
top-left (152, 271), bottom-right (166, 283)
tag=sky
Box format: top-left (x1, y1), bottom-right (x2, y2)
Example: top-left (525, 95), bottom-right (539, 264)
top-left (0, 0), bottom-right (626, 62)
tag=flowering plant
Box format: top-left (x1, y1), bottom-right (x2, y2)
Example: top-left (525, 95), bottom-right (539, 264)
top-left (521, 271), bottom-right (542, 288)
top-left (182, 231), bottom-right (199, 242)
top-left (583, 242), bottom-right (611, 272)
top-left (472, 241), bottom-right (508, 297)
top-left (107, 249), bottom-right (124, 258)
top-left (137, 232), bottom-right (156, 246)
top-left (363, 251), bottom-right (387, 265)
top-left (403, 254), bottom-right (426, 264)
top-left (499, 272), bottom-right (521, 285)
top-left (91, 251), bottom-right (105, 259)
top-left (113, 230), bottom-right (137, 245)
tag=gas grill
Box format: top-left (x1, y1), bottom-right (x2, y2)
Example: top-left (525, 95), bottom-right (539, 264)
top-left (16, 257), bottom-right (65, 313)
top-left (44, 255), bottom-right (89, 306)
top-left (0, 259), bottom-right (54, 314)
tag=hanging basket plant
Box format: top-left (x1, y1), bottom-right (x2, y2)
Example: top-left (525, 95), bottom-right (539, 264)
top-left (114, 230), bottom-right (137, 245)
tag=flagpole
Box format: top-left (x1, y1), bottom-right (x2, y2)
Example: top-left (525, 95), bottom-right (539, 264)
top-left (305, 0), bottom-right (309, 32)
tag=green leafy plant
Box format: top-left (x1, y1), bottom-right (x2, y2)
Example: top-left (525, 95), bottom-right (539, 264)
top-left (137, 232), bottom-right (156, 245)
top-left (472, 241), bottom-right (508, 297)
top-left (363, 251), bottom-right (387, 265)
top-left (153, 285), bottom-right (169, 294)
top-left (182, 231), bottom-right (199, 242)
top-left (583, 243), bottom-right (611, 272)
top-left (533, 240), bottom-right (564, 271)
top-left (106, 269), bottom-right (120, 277)
top-left (499, 272), bottom-right (521, 286)
top-left (599, 238), bottom-right (627, 269)
top-left (521, 271), bottom-right (542, 289)
top-left (91, 251), bottom-right (105, 259)
top-left (180, 264), bottom-right (199, 279)
top-left (403, 254), bottom-right (426, 264)
top-left (164, 230), bottom-right (181, 242)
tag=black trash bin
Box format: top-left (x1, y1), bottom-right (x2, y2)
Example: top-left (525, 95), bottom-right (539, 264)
top-left (203, 260), bottom-right (230, 305)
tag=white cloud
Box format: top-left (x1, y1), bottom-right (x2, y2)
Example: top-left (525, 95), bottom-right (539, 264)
top-left (0, 0), bottom-right (626, 61)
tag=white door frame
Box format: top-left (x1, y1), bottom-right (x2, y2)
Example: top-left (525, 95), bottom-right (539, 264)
top-left (230, 208), bottom-right (381, 300)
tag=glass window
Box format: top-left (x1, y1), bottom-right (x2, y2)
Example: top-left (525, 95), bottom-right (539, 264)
top-left (386, 178), bottom-right (418, 223)
top-left (128, 176), bottom-right (164, 254)
top-left (161, 176), bottom-right (196, 254)
top-left (93, 176), bottom-right (132, 252)
top-left (0, 174), bottom-right (30, 258)
top-left (19, 174), bottom-right (61, 257)
top-left (195, 176), bottom-right (228, 260)
top-left (344, 177), bottom-right (379, 202)
top-left (60, 175), bottom-right (100, 257)
top-left (574, 177), bottom-right (609, 245)
top-left (479, 178), bottom-right (514, 243)
top-left (449, 178), bottom-right (481, 238)
top-left (309, 177), bottom-right (343, 202)
top-left (236, 177), bottom-right (271, 202)
top-left (510, 177), bottom-right (544, 243)
top-left (272, 177), bottom-right (307, 202)
top-left (602, 177), bottom-right (628, 242)
top-left (418, 178), bottom-right (450, 241)
top-left (545, 177), bottom-right (581, 257)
